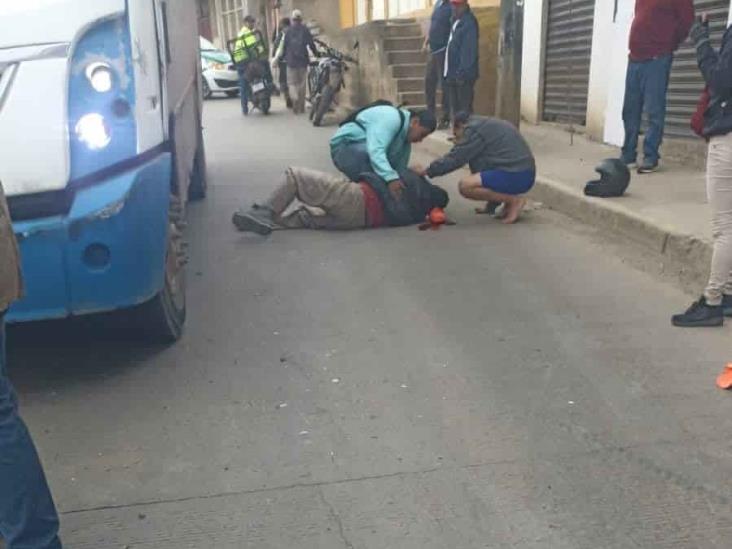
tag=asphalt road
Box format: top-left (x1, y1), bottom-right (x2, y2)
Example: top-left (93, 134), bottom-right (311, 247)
top-left (8, 98), bottom-right (732, 548)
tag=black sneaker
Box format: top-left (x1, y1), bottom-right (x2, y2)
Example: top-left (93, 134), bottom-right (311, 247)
top-left (723, 294), bottom-right (732, 317)
top-left (637, 160), bottom-right (659, 174)
top-left (232, 207), bottom-right (274, 235)
top-left (620, 156), bottom-right (636, 168)
top-left (671, 297), bottom-right (724, 327)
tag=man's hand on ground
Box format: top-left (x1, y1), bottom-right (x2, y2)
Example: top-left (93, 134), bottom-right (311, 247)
top-left (388, 180), bottom-right (405, 199)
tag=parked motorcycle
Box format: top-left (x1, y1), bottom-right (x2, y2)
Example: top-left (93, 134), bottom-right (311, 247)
top-left (308, 39), bottom-right (358, 127)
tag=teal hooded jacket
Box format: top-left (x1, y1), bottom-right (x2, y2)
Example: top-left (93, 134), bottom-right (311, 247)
top-left (330, 106), bottom-right (412, 182)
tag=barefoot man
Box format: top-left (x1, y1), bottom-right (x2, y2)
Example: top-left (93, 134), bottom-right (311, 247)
top-left (418, 111), bottom-right (536, 224)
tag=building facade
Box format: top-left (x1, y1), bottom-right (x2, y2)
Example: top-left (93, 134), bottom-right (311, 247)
top-left (521, 0), bottom-right (732, 149)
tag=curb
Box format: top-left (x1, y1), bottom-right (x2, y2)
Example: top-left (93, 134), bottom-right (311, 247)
top-left (420, 135), bottom-right (712, 292)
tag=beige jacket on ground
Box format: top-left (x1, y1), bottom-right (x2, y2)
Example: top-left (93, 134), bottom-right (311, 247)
top-left (0, 182), bottom-right (22, 312)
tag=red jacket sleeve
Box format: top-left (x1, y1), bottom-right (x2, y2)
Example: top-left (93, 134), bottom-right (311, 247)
top-left (675, 0), bottom-right (695, 50)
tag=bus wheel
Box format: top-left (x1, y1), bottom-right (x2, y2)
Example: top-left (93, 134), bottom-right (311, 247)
top-left (188, 140), bottom-right (207, 201)
top-left (137, 195), bottom-right (187, 343)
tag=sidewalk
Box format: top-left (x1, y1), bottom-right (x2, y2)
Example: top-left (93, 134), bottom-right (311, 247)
top-left (419, 123), bottom-right (713, 291)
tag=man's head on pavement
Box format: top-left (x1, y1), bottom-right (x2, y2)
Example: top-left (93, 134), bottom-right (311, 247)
top-left (429, 185), bottom-right (450, 209)
top-left (292, 9), bottom-right (303, 24)
top-left (452, 111), bottom-right (471, 141)
top-left (451, 0), bottom-right (469, 17)
top-left (408, 110), bottom-right (437, 143)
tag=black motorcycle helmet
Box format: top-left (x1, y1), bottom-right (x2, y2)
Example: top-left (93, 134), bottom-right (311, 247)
top-left (584, 159), bottom-right (631, 198)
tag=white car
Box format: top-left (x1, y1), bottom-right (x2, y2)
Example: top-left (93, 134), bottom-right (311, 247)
top-left (200, 37), bottom-right (239, 99)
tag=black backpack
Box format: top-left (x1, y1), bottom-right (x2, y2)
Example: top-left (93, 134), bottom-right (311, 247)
top-left (340, 100), bottom-right (406, 129)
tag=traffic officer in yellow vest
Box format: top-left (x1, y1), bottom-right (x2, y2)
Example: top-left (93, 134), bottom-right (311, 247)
top-left (0, 181), bottom-right (62, 548)
top-left (233, 15), bottom-right (268, 115)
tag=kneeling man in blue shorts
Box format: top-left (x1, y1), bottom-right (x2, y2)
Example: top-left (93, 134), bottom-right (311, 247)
top-left (418, 112), bottom-right (536, 224)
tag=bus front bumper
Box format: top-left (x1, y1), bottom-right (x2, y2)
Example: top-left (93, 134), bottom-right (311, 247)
top-left (7, 153), bottom-right (172, 323)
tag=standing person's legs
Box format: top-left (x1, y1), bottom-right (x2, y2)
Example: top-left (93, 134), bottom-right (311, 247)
top-left (425, 53), bottom-right (439, 116)
top-left (641, 54), bottom-right (673, 168)
top-left (279, 63), bottom-right (292, 108)
top-left (621, 61), bottom-right (644, 164)
top-left (237, 67), bottom-right (250, 115)
top-left (704, 133), bottom-right (732, 306)
top-left (0, 316), bottom-right (62, 549)
top-left (288, 67), bottom-right (307, 114)
top-left (437, 51), bottom-right (450, 124)
top-left (460, 81), bottom-right (475, 114)
top-left (331, 141), bottom-right (372, 181)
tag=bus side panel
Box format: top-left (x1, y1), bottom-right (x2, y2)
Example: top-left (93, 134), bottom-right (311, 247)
top-left (158, 0), bottom-right (202, 202)
top-left (127, 0), bottom-right (166, 152)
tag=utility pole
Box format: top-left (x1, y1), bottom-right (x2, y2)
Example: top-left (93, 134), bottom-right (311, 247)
top-left (495, 0), bottom-right (524, 127)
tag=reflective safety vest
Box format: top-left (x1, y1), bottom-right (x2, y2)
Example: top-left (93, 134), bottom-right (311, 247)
top-left (233, 27), bottom-right (266, 64)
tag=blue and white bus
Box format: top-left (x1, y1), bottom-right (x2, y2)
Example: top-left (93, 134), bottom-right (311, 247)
top-left (0, 0), bottom-right (206, 341)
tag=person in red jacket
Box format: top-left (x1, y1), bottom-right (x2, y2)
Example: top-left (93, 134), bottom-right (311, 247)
top-left (620, 0), bottom-right (694, 174)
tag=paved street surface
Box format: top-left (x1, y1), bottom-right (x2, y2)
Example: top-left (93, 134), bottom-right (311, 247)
top-left (8, 98), bottom-right (732, 548)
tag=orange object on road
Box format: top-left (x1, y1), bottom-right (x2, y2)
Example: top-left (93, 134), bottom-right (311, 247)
top-left (418, 208), bottom-right (455, 231)
top-left (716, 363), bottom-right (732, 390)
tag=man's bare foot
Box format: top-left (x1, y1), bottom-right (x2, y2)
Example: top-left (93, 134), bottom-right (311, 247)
top-left (502, 197), bottom-right (526, 224)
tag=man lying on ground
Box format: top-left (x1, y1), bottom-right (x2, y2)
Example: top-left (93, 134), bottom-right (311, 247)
top-left (416, 111), bottom-right (536, 224)
top-left (232, 167), bottom-right (449, 234)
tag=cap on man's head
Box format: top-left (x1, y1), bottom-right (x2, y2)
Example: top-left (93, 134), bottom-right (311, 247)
top-left (292, 9), bottom-right (303, 20)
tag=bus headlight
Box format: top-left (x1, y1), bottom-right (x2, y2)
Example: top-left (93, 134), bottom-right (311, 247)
top-left (75, 113), bottom-right (111, 150)
top-left (85, 62), bottom-right (114, 93)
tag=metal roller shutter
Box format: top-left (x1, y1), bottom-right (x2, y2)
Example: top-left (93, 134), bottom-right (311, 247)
top-left (666, 0), bottom-right (730, 139)
top-left (542, 0), bottom-right (596, 125)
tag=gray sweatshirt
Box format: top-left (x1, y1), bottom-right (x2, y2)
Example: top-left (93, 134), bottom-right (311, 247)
top-left (427, 116), bottom-right (536, 177)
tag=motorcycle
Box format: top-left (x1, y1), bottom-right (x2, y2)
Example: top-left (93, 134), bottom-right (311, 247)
top-left (308, 39), bottom-right (358, 127)
top-left (226, 38), bottom-right (273, 115)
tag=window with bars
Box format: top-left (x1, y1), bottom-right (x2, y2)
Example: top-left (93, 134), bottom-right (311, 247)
top-left (217, 0), bottom-right (249, 45)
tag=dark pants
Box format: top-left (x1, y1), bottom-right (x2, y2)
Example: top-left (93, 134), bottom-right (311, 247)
top-left (425, 51), bottom-right (449, 121)
top-left (621, 54), bottom-right (673, 165)
top-left (278, 62), bottom-right (291, 105)
top-left (237, 68), bottom-right (250, 114)
top-left (0, 316), bottom-right (62, 549)
top-left (447, 80), bottom-right (475, 121)
top-left (331, 142), bottom-right (371, 182)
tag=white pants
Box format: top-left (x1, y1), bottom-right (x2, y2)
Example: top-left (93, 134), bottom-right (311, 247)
top-left (704, 132), bottom-right (732, 305)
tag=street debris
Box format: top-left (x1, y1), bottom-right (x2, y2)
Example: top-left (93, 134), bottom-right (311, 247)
top-left (400, 384), bottom-right (408, 389)
top-left (299, 430), bottom-right (310, 436)
top-left (331, 378), bottom-right (341, 384)
top-left (276, 402), bottom-right (288, 409)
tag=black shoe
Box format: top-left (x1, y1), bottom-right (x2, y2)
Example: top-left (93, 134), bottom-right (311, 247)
top-left (232, 208), bottom-right (274, 235)
top-left (619, 156), bottom-right (636, 168)
top-left (671, 297), bottom-right (724, 327)
top-left (723, 294), bottom-right (732, 317)
top-left (437, 119), bottom-right (450, 130)
top-left (637, 160), bottom-right (659, 174)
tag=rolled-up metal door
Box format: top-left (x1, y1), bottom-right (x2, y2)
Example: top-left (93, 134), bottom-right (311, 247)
top-left (665, 0), bottom-right (730, 139)
top-left (542, 0), bottom-right (595, 125)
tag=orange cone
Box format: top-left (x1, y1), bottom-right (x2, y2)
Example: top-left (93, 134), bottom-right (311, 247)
top-left (716, 363), bottom-right (732, 390)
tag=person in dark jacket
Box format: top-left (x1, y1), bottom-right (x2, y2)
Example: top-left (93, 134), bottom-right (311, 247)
top-left (444, 0), bottom-right (479, 122)
top-left (0, 182), bottom-right (62, 549)
top-left (417, 112), bottom-right (536, 224)
top-left (272, 10), bottom-right (319, 114)
top-left (620, 0), bottom-right (694, 173)
top-left (272, 17), bottom-right (292, 109)
top-left (424, 0), bottom-right (453, 128)
top-left (231, 167), bottom-right (448, 234)
top-left (672, 16), bottom-right (732, 327)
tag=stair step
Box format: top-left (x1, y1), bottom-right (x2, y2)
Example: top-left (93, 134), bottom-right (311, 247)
top-left (392, 64), bottom-right (425, 78)
top-left (388, 50), bottom-right (427, 65)
top-left (398, 90), bottom-right (426, 106)
top-left (384, 36), bottom-right (424, 52)
top-left (384, 25), bottom-right (422, 38)
top-left (385, 17), bottom-right (417, 25)
top-left (396, 77), bottom-right (424, 92)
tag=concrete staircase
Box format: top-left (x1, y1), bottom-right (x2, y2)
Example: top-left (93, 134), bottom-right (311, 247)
top-left (383, 19), bottom-right (429, 109)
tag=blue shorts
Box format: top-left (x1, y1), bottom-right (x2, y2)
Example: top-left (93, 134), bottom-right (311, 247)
top-left (480, 169), bottom-right (535, 195)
